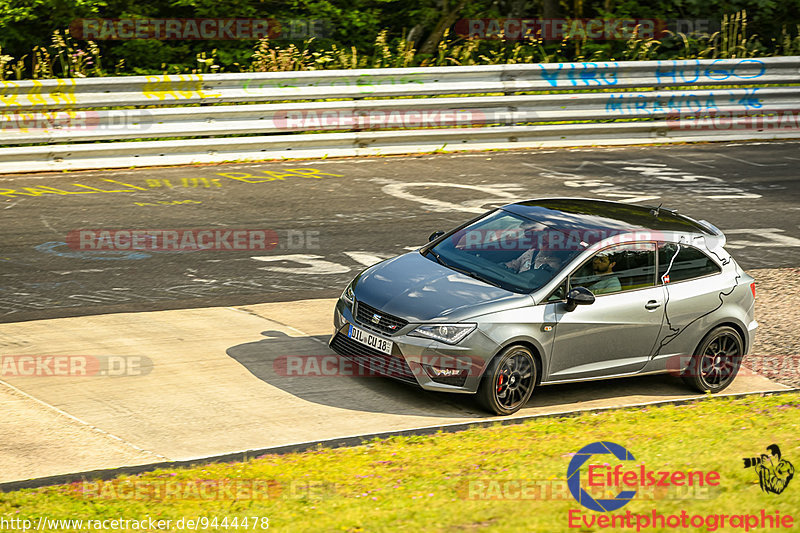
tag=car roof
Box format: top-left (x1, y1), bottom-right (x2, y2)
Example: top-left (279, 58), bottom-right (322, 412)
top-left (500, 198), bottom-right (714, 236)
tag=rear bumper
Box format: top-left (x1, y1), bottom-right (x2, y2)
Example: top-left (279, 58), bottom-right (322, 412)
top-left (746, 319), bottom-right (758, 354)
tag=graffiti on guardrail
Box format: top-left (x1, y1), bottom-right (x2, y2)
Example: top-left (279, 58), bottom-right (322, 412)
top-left (604, 89), bottom-right (762, 115)
top-left (536, 58), bottom-right (766, 88)
top-left (0, 79), bottom-right (77, 108)
top-left (142, 74), bottom-right (221, 101)
top-left (656, 58), bottom-right (766, 83)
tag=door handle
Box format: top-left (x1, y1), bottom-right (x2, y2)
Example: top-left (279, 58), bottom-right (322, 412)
top-left (645, 300), bottom-right (661, 310)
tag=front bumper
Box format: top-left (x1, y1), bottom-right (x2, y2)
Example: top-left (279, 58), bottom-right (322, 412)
top-left (330, 299), bottom-right (497, 393)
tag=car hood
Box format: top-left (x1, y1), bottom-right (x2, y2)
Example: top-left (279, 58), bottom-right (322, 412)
top-left (353, 252), bottom-right (532, 322)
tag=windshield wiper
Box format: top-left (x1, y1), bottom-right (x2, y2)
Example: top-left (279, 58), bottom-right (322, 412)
top-left (459, 268), bottom-right (505, 289)
top-left (425, 249), bottom-right (505, 289)
top-left (425, 248), bottom-right (447, 266)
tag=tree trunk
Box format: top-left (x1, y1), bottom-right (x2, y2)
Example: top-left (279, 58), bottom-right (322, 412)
top-left (419, 0), bottom-right (469, 56)
top-left (543, 0), bottom-right (560, 19)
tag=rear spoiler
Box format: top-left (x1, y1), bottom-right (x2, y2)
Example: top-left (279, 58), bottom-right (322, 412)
top-left (697, 219), bottom-right (727, 249)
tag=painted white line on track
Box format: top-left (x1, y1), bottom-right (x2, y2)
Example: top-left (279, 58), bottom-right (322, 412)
top-left (0, 378), bottom-right (170, 461)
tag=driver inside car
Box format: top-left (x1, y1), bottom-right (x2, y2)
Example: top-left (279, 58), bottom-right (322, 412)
top-left (504, 249), bottom-right (564, 274)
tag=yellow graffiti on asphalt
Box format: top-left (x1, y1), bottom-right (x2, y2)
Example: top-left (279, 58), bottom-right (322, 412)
top-left (0, 168), bottom-right (344, 199)
top-left (215, 167), bottom-right (344, 183)
top-left (146, 177), bottom-right (223, 188)
top-left (134, 199), bottom-right (203, 207)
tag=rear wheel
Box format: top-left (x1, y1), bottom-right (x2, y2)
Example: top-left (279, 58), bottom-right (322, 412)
top-left (477, 345), bottom-right (537, 415)
top-left (682, 326), bottom-right (743, 393)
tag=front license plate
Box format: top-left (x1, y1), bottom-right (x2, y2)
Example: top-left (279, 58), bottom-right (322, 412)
top-left (348, 324), bottom-right (393, 355)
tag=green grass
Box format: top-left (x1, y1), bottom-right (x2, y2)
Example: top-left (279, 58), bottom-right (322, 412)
top-left (2, 393), bottom-right (799, 532)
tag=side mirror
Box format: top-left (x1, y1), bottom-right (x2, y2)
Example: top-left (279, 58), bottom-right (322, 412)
top-left (564, 286), bottom-right (595, 312)
top-left (428, 230), bottom-right (445, 242)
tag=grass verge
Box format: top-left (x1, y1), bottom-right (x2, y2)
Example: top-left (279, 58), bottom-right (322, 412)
top-left (2, 392), bottom-right (799, 532)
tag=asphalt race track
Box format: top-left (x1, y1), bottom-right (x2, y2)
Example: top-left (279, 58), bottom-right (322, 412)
top-left (1, 140), bottom-right (799, 324)
top-left (0, 140), bottom-right (798, 484)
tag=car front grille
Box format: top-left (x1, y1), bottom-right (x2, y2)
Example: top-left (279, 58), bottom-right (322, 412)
top-left (354, 301), bottom-right (408, 336)
top-left (329, 333), bottom-right (417, 385)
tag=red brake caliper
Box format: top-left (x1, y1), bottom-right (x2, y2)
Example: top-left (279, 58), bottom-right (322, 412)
top-left (497, 374), bottom-right (504, 392)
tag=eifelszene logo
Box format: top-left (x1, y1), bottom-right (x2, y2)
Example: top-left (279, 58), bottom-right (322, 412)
top-left (566, 441), bottom-right (795, 531)
top-left (567, 441), bottom-right (720, 512)
top-left (568, 441), bottom-right (638, 512)
top-left (743, 444), bottom-right (795, 495)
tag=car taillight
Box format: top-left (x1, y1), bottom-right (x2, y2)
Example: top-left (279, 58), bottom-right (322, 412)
top-left (750, 282), bottom-right (756, 298)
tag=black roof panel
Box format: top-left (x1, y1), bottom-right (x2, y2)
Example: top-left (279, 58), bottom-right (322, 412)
top-left (501, 198), bottom-right (713, 235)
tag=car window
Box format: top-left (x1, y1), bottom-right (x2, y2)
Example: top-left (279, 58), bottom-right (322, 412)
top-left (658, 243), bottom-right (721, 283)
top-left (571, 242), bottom-right (656, 296)
top-left (427, 210), bottom-right (584, 293)
top-left (547, 279), bottom-right (568, 301)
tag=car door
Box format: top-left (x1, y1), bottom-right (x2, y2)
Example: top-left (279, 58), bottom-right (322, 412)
top-left (545, 242), bottom-right (667, 382)
top-left (649, 242), bottom-right (726, 361)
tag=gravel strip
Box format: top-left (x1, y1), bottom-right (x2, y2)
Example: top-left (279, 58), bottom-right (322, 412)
top-left (744, 268), bottom-right (800, 388)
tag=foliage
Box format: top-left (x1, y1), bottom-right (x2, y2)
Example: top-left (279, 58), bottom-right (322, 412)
top-left (0, 2), bottom-right (799, 79)
top-left (1, 393), bottom-right (799, 532)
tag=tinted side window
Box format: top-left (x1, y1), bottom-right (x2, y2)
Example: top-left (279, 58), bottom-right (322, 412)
top-left (571, 243), bottom-right (656, 296)
top-left (658, 243), bottom-right (721, 283)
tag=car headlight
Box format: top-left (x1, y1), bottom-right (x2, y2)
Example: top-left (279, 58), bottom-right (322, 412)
top-left (340, 282), bottom-right (355, 306)
top-left (408, 324), bottom-right (476, 344)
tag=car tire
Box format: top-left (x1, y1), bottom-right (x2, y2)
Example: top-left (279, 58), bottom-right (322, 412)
top-left (477, 345), bottom-right (537, 415)
top-left (681, 326), bottom-right (744, 393)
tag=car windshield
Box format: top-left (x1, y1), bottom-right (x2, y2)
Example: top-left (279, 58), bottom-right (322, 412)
top-left (424, 209), bottom-right (584, 293)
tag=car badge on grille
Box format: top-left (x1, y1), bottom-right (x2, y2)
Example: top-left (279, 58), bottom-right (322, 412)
top-left (371, 313), bottom-right (382, 324)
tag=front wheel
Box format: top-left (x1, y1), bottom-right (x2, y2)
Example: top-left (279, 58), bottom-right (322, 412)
top-left (682, 326), bottom-right (744, 393)
top-left (477, 345), bottom-right (537, 415)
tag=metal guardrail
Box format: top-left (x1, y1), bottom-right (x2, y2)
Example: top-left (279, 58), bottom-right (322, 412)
top-left (1, 57), bottom-right (799, 172)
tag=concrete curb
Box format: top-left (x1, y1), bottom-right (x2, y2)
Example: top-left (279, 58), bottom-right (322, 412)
top-left (3, 387), bottom-right (796, 492)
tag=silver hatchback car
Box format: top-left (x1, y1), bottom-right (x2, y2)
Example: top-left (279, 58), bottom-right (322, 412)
top-left (330, 198), bottom-right (757, 415)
